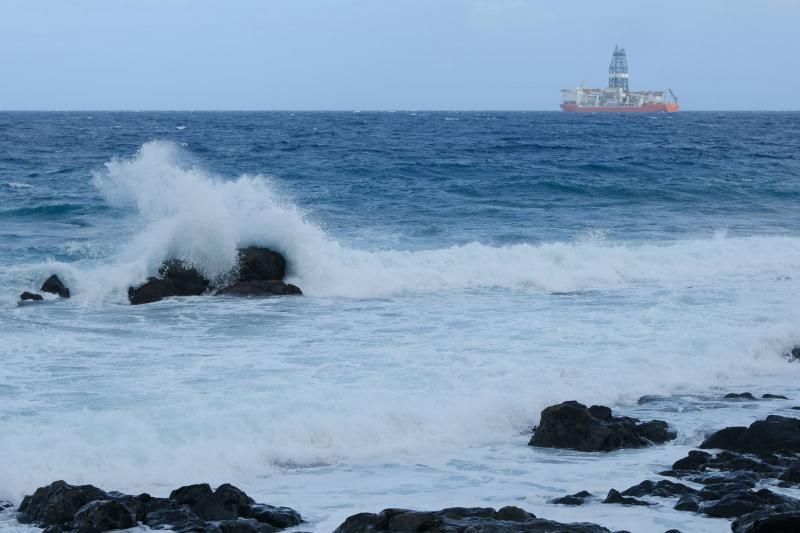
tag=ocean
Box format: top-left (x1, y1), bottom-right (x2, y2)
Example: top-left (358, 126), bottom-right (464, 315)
top-left (1, 111), bottom-right (800, 532)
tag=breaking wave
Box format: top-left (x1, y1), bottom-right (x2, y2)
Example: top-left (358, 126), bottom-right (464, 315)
top-left (4, 140), bottom-right (800, 303)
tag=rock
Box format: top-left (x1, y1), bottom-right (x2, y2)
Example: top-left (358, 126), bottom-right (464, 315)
top-left (41, 275), bottom-right (70, 298)
top-left (219, 518), bottom-right (280, 533)
top-left (237, 247), bottom-right (286, 282)
top-left (620, 480), bottom-right (697, 498)
top-left (699, 488), bottom-right (800, 518)
top-left (332, 506), bottom-right (612, 533)
top-left (674, 495), bottom-right (701, 512)
top-left (549, 491), bottom-right (593, 506)
top-left (145, 505), bottom-right (206, 531)
top-left (602, 489), bottom-right (651, 506)
top-left (732, 510), bottom-right (800, 533)
top-left (246, 503), bottom-right (303, 528)
top-left (529, 401), bottom-right (676, 452)
top-left (763, 394), bottom-right (789, 400)
top-left (687, 470), bottom-right (760, 488)
top-left (725, 393), bottom-right (757, 400)
top-left (672, 450), bottom-right (712, 471)
top-left (17, 481), bottom-right (107, 527)
top-left (20, 291), bottom-right (43, 301)
top-left (700, 416), bottom-right (800, 456)
top-left (215, 280), bottom-right (302, 297)
top-left (158, 259), bottom-right (210, 296)
top-left (128, 277), bottom-right (177, 305)
top-left (71, 499), bottom-right (137, 533)
top-left (0, 500), bottom-right (12, 510)
top-left (786, 346), bottom-right (800, 362)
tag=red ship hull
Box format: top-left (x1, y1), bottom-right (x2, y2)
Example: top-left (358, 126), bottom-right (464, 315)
top-left (561, 103), bottom-right (679, 113)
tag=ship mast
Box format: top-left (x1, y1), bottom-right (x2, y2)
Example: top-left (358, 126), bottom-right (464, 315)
top-left (608, 45), bottom-right (629, 93)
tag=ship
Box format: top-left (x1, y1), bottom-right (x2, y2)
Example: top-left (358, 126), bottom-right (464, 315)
top-left (561, 46), bottom-right (679, 113)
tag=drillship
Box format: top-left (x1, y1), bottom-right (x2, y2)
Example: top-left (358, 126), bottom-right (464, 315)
top-left (561, 46), bottom-right (679, 113)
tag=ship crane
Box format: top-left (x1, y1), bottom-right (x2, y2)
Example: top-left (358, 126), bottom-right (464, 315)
top-left (668, 89), bottom-right (679, 104)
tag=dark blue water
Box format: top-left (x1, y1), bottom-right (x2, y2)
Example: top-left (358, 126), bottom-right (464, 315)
top-left (2, 112), bottom-right (799, 265)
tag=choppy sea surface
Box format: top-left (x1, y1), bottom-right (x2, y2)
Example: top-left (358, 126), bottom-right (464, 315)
top-left (1, 111), bottom-right (800, 532)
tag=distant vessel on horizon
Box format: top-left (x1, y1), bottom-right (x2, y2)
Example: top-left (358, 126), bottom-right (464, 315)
top-left (561, 46), bottom-right (679, 113)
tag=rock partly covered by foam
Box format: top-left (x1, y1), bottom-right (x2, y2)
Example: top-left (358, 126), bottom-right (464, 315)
top-left (20, 291), bottom-right (43, 301)
top-left (41, 274), bottom-right (70, 298)
top-left (529, 401), bottom-right (676, 452)
top-left (332, 506), bottom-right (612, 533)
top-left (128, 247), bottom-right (302, 305)
top-left (15, 480), bottom-right (302, 532)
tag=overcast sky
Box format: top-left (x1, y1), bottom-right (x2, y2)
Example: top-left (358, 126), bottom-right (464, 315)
top-left (1, 0), bottom-right (798, 110)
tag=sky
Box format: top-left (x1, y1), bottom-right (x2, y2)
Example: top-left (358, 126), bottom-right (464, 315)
top-left (0, 0), bottom-right (799, 111)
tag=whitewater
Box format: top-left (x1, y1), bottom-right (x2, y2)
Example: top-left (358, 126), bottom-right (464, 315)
top-left (1, 111), bottom-right (800, 532)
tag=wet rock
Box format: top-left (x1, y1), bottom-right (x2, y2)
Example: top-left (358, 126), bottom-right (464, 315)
top-left (763, 394), bottom-right (789, 399)
top-left (786, 346), bottom-right (800, 362)
top-left (620, 480), bottom-right (697, 498)
top-left (0, 500), bottom-right (12, 510)
top-left (687, 470), bottom-right (760, 488)
top-left (671, 450), bottom-right (712, 471)
top-left (700, 416), bottom-right (800, 456)
top-left (237, 247), bottom-right (286, 282)
top-left (549, 491), bottom-right (593, 505)
top-left (674, 495), bottom-right (701, 512)
top-left (529, 401), bottom-right (676, 452)
top-left (159, 259), bottom-right (210, 296)
top-left (215, 280), bottom-right (302, 297)
top-left (145, 505), bottom-right (206, 531)
top-left (17, 480), bottom-right (107, 527)
top-left (128, 277), bottom-right (177, 305)
top-left (732, 509), bottom-right (800, 533)
top-left (725, 393), bottom-right (757, 400)
top-left (246, 503), bottom-right (303, 528)
top-left (698, 487), bottom-right (800, 518)
top-left (332, 506), bottom-right (613, 533)
top-left (219, 518), bottom-right (280, 533)
top-left (41, 275), bottom-right (70, 298)
top-left (71, 499), bottom-right (137, 533)
top-left (602, 489), bottom-right (651, 506)
top-left (20, 291), bottom-right (43, 301)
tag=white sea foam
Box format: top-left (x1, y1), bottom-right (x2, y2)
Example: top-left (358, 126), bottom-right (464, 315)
top-left (3, 182), bottom-right (33, 189)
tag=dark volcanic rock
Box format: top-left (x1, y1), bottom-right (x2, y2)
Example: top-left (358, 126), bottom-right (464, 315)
top-left (19, 481), bottom-right (301, 533)
top-left (215, 280), bottom-right (302, 297)
top-left (159, 259), bottom-right (210, 296)
top-left (732, 509), bottom-right (800, 533)
top-left (674, 495), bottom-right (701, 512)
top-left (672, 450), bottom-right (712, 471)
top-left (725, 393), bottom-right (757, 400)
top-left (20, 291), bottom-right (44, 301)
top-left (17, 480), bottom-right (107, 527)
top-left (71, 499), bottom-right (137, 533)
top-left (247, 503), bottom-right (303, 528)
top-left (237, 247), bottom-right (286, 281)
top-left (620, 480), bottom-right (697, 498)
top-left (698, 488), bottom-right (800, 518)
top-left (529, 401), bottom-right (676, 452)
top-left (128, 277), bottom-right (176, 305)
top-left (602, 489), bottom-right (651, 506)
top-left (549, 491), bottom-right (593, 506)
top-left (763, 394), bottom-right (789, 400)
top-left (332, 506), bottom-right (612, 533)
top-left (41, 275), bottom-right (70, 298)
top-left (700, 416), bottom-right (800, 455)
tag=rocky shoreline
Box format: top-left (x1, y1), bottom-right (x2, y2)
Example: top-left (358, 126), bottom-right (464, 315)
top-left (4, 394), bottom-right (800, 532)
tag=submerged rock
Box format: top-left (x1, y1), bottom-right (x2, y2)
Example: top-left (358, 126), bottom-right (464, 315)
top-left (529, 401), bottom-right (676, 452)
top-left (332, 506), bottom-right (612, 533)
top-left (620, 480), bottom-right (696, 498)
top-left (215, 280), bottom-right (302, 297)
top-left (725, 392), bottom-right (757, 400)
top-left (549, 490), bottom-right (593, 506)
top-left (602, 489), bottom-right (651, 506)
top-left (16, 481), bottom-right (302, 532)
top-left (763, 394), bottom-right (789, 399)
top-left (20, 291), bottom-right (43, 301)
top-left (41, 274), bottom-right (70, 298)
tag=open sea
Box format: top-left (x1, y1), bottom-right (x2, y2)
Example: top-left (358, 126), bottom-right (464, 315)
top-left (1, 111), bottom-right (800, 532)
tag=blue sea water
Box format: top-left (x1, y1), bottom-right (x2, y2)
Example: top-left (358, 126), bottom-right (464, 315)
top-left (1, 111), bottom-right (800, 532)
